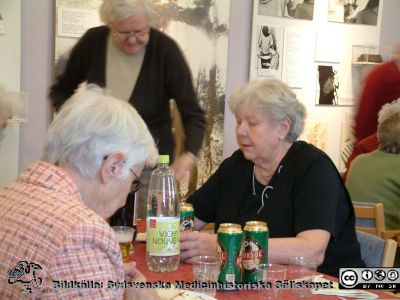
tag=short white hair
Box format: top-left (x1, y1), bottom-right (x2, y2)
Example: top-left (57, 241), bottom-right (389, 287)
top-left (378, 98), bottom-right (400, 154)
top-left (99, 0), bottom-right (158, 27)
top-left (229, 79), bottom-right (306, 142)
top-left (378, 98), bottom-right (400, 125)
top-left (44, 83), bottom-right (158, 178)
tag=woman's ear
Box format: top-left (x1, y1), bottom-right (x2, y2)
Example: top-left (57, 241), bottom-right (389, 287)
top-left (278, 117), bottom-right (291, 140)
top-left (99, 152), bottom-right (126, 183)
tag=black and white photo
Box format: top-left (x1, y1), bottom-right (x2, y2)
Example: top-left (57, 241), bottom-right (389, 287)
top-left (258, 0), bottom-right (314, 20)
top-left (316, 64), bottom-right (340, 106)
top-left (328, 0), bottom-right (379, 25)
top-left (254, 24), bottom-right (284, 78)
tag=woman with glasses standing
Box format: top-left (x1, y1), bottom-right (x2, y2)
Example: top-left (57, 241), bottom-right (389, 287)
top-left (50, 0), bottom-right (205, 221)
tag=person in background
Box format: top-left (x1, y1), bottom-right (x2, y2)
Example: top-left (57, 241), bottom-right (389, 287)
top-left (258, 26), bottom-right (275, 69)
top-left (181, 79), bottom-right (365, 278)
top-left (346, 99), bottom-right (400, 230)
top-left (0, 84), bottom-right (159, 299)
top-left (0, 85), bottom-right (13, 143)
top-left (356, 0), bottom-right (379, 25)
top-left (344, 0), bottom-right (368, 23)
top-left (342, 132), bottom-right (379, 181)
top-left (258, 0), bottom-right (300, 17)
top-left (50, 0), bottom-right (205, 219)
top-left (354, 41), bottom-right (400, 142)
top-left (328, 0), bottom-right (345, 22)
top-left (293, 0), bottom-right (314, 20)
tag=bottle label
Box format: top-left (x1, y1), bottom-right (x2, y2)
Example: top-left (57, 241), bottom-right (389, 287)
top-left (147, 217), bottom-right (180, 256)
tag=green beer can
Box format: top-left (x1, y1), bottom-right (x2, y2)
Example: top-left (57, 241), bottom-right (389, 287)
top-left (179, 202), bottom-right (194, 233)
top-left (217, 223), bottom-right (243, 287)
top-left (219, 223), bottom-right (241, 229)
top-left (242, 221), bottom-right (269, 283)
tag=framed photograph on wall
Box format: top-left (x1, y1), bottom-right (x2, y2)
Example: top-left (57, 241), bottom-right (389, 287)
top-left (250, 1), bottom-right (308, 83)
top-left (315, 63), bottom-right (340, 106)
top-left (315, 63), bottom-right (355, 106)
top-left (328, 0), bottom-right (380, 25)
top-left (258, 0), bottom-right (314, 20)
top-left (254, 24), bottom-right (284, 78)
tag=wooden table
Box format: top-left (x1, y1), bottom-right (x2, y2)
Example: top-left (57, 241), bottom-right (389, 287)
top-left (133, 242), bottom-right (396, 300)
top-left (134, 220), bottom-right (395, 299)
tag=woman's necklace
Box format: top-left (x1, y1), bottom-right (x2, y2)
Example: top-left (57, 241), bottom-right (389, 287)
top-left (252, 165), bottom-right (274, 214)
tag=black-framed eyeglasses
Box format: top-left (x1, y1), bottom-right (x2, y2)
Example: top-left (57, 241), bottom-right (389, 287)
top-left (112, 28), bottom-right (150, 41)
top-left (103, 155), bottom-right (142, 193)
top-left (129, 168), bottom-right (143, 194)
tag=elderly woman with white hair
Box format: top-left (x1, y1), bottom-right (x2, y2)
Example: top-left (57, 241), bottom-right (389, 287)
top-left (181, 79), bottom-right (365, 277)
top-left (347, 98), bottom-right (400, 230)
top-left (50, 0), bottom-right (205, 181)
top-left (50, 0), bottom-right (205, 223)
top-left (0, 84), bottom-right (158, 299)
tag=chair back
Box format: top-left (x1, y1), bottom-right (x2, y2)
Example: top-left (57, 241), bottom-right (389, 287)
top-left (356, 230), bottom-right (397, 267)
top-left (353, 201), bottom-right (385, 236)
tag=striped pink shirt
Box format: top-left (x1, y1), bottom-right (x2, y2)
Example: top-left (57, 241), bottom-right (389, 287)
top-left (0, 161), bottom-right (124, 299)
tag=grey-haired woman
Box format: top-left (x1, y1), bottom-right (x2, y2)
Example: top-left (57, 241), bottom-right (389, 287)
top-left (181, 79), bottom-right (365, 277)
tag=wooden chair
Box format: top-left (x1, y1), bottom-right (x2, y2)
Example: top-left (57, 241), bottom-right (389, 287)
top-left (356, 230), bottom-right (397, 267)
top-left (382, 239), bottom-right (398, 267)
top-left (353, 201), bottom-right (385, 237)
top-left (381, 229), bottom-right (400, 240)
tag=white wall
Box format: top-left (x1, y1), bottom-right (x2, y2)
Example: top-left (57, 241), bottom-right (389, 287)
top-left (0, 0), bottom-right (20, 89)
top-left (223, 0), bottom-right (253, 158)
top-left (19, 0), bottom-right (53, 171)
top-left (16, 0), bottom-right (400, 173)
top-left (379, 0), bottom-right (400, 48)
top-left (0, 0), bottom-right (21, 187)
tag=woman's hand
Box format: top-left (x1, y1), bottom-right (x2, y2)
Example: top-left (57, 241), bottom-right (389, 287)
top-left (123, 262), bottom-right (161, 300)
top-left (180, 231), bottom-right (218, 263)
top-left (124, 287), bottom-right (160, 300)
top-left (171, 152), bottom-right (196, 183)
top-left (123, 261), bottom-right (146, 282)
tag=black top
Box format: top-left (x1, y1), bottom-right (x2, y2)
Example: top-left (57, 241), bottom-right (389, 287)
top-left (188, 141), bottom-right (365, 277)
top-left (50, 26), bottom-right (205, 158)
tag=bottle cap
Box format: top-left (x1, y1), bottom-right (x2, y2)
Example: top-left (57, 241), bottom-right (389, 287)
top-left (159, 155), bottom-right (169, 164)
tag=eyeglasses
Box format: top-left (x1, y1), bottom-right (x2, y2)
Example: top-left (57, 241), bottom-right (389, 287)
top-left (103, 156), bottom-right (142, 193)
top-left (129, 168), bottom-right (143, 194)
top-left (112, 28), bottom-right (150, 41)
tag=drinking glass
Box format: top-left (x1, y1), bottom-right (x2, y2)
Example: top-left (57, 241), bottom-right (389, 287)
top-left (113, 226), bottom-right (136, 263)
top-left (256, 263), bottom-right (287, 299)
top-left (289, 256), bottom-right (319, 298)
top-left (192, 256), bottom-right (221, 297)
